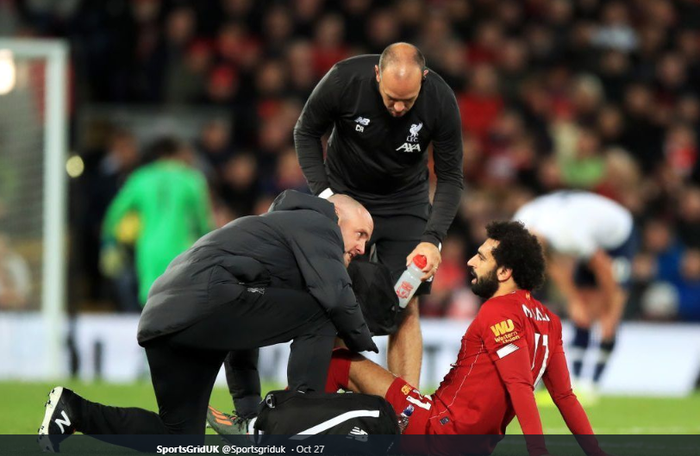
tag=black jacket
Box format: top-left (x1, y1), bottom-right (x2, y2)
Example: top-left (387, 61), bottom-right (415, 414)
top-left (294, 54), bottom-right (463, 246)
top-left (137, 190), bottom-right (375, 353)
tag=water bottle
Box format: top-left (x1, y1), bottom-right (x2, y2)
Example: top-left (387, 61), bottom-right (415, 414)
top-left (398, 404), bottom-right (414, 434)
top-left (395, 255), bottom-right (427, 308)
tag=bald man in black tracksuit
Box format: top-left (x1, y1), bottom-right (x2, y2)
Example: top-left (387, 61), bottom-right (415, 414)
top-left (39, 191), bottom-right (377, 450)
top-left (294, 44), bottom-right (464, 387)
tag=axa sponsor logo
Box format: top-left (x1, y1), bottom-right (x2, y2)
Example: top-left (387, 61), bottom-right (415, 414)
top-left (490, 319), bottom-right (515, 337)
top-left (396, 143), bottom-right (421, 153)
top-left (355, 116), bottom-right (370, 132)
top-left (397, 122), bottom-right (423, 152)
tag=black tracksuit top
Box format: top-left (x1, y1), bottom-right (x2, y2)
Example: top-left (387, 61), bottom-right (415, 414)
top-left (294, 54), bottom-right (464, 246)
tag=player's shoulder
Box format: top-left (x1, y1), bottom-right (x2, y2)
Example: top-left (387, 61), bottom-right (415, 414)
top-left (125, 164), bottom-right (154, 184)
top-left (478, 292), bottom-right (527, 322)
top-left (332, 55), bottom-right (378, 79)
top-left (424, 67), bottom-right (455, 96)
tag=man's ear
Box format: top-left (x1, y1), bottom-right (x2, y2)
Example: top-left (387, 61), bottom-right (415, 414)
top-left (497, 266), bottom-right (513, 283)
top-left (375, 65), bottom-right (381, 83)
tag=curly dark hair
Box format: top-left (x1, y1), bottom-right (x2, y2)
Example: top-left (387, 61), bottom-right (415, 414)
top-left (486, 221), bottom-right (546, 292)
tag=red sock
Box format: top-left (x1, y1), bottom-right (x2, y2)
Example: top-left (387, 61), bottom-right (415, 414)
top-left (325, 348), bottom-right (352, 392)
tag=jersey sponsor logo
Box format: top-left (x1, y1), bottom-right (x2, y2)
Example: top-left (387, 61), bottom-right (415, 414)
top-left (401, 384), bottom-right (412, 395)
top-left (521, 304), bottom-right (551, 321)
top-left (354, 116), bottom-right (370, 132)
top-left (55, 411), bottom-right (71, 434)
top-left (407, 122), bottom-right (423, 142)
top-left (396, 143), bottom-right (422, 153)
top-left (490, 319), bottom-right (515, 337)
top-left (491, 319), bottom-right (521, 344)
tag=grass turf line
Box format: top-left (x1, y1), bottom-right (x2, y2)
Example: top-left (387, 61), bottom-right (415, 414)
top-left (3, 381), bottom-right (699, 435)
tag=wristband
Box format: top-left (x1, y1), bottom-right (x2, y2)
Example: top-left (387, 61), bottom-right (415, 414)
top-left (319, 188), bottom-right (334, 199)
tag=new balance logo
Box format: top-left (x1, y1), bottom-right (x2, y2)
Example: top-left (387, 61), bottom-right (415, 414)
top-left (396, 143), bottom-right (421, 153)
top-left (55, 411), bottom-right (71, 434)
top-left (347, 426), bottom-right (368, 442)
top-left (355, 116), bottom-right (370, 132)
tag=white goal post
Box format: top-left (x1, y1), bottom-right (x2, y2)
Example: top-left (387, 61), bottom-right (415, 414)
top-left (0, 39), bottom-right (68, 379)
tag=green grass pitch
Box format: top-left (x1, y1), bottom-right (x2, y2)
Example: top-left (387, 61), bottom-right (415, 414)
top-left (2, 380), bottom-right (699, 435)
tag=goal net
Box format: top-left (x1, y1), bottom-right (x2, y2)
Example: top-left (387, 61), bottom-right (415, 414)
top-left (0, 39), bottom-right (68, 379)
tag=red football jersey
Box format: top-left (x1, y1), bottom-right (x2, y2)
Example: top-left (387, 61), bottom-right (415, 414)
top-left (380, 289), bottom-right (599, 455)
top-left (427, 289), bottom-right (561, 435)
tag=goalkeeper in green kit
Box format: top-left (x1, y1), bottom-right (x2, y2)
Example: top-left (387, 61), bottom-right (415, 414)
top-left (101, 137), bottom-right (214, 305)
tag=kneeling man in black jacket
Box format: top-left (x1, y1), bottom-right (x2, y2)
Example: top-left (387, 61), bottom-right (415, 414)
top-left (38, 190), bottom-right (378, 450)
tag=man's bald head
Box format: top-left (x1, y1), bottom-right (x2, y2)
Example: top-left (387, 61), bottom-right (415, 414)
top-left (378, 42), bottom-right (426, 76)
top-left (329, 194), bottom-right (374, 266)
top-left (375, 43), bottom-right (428, 117)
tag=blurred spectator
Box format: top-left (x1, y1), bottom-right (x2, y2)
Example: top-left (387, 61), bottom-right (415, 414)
top-left (641, 219), bottom-right (684, 283)
top-left (676, 186), bottom-right (700, 248)
top-left (498, 39), bottom-right (529, 100)
top-left (341, 0), bottom-right (372, 46)
top-left (590, 1), bottom-right (638, 53)
top-left (559, 126), bottom-right (605, 189)
top-left (204, 65), bottom-right (239, 106)
top-left (640, 281), bottom-right (679, 321)
top-left (676, 249), bottom-right (700, 321)
top-left (421, 236), bottom-right (470, 318)
top-left (0, 233), bottom-right (31, 309)
top-left (266, 147), bottom-right (309, 195)
top-left (77, 128), bottom-right (140, 304)
top-left (664, 123), bottom-right (698, 179)
top-left (165, 40), bottom-right (212, 105)
top-left (459, 63), bottom-right (503, 144)
top-left (596, 148), bottom-right (642, 211)
top-left (311, 14), bottom-right (348, 78)
top-left (220, 153), bottom-right (259, 217)
top-left (365, 9), bottom-right (399, 54)
top-left (261, 4), bottom-right (295, 55)
top-left (286, 40), bottom-right (317, 101)
top-left (194, 118), bottom-right (235, 174)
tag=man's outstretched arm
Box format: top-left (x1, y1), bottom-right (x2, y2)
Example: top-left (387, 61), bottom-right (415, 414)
top-left (493, 346), bottom-right (549, 456)
top-left (388, 297), bottom-right (423, 387)
top-left (294, 65), bottom-right (341, 195)
top-left (543, 344), bottom-right (607, 456)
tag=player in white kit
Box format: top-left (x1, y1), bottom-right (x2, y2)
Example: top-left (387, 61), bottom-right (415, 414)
top-left (514, 191), bottom-right (635, 392)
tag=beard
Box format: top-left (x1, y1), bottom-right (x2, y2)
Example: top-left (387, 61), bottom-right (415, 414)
top-left (470, 268), bottom-right (499, 299)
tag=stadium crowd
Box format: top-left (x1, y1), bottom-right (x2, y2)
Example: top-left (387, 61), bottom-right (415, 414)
top-left (1, 0), bottom-right (699, 322)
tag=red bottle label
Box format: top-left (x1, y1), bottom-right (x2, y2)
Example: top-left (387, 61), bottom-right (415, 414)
top-left (396, 282), bottom-right (414, 299)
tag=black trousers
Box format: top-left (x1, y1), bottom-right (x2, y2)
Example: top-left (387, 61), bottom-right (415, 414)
top-left (361, 213), bottom-right (432, 295)
top-left (79, 288), bottom-right (336, 436)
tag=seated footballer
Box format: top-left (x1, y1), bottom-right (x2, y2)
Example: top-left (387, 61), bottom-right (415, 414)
top-left (321, 221), bottom-right (609, 456)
